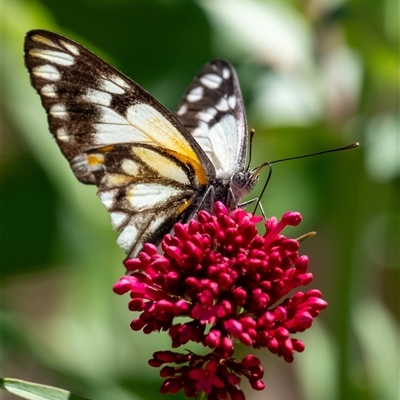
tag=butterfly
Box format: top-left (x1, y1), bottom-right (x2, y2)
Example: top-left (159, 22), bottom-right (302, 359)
top-left (24, 30), bottom-right (261, 258)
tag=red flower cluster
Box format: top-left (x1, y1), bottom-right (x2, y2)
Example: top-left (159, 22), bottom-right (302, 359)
top-left (150, 351), bottom-right (263, 400)
top-left (114, 202), bottom-right (327, 399)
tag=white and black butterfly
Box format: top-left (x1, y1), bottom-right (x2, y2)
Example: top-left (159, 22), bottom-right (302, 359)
top-left (24, 30), bottom-right (261, 258)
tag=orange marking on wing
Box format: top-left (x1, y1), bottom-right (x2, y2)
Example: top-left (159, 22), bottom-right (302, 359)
top-left (87, 154), bottom-right (104, 166)
top-left (165, 149), bottom-right (208, 186)
top-left (176, 199), bottom-right (192, 215)
top-left (97, 145), bottom-right (115, 152)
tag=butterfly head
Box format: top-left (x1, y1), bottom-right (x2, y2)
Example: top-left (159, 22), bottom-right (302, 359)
top-left (230, 167), bottom-right (261, 206)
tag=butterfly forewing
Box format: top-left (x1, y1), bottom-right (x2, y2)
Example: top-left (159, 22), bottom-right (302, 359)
top-left (24, 30), bottom-right (215, 258)
top-left (176, 59), bottom-right (248, 179)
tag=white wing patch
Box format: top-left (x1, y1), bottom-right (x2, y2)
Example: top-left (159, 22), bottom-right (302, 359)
top-left (197, 107), bottom-right (218, 123)
top-left (196, 115), bottom-right (239, 177)
top-left (215, 97), bottom-right (230, 112)
top-left (98, 105), bottom-right (128, 124)
top-left (176, 104), bottom-right (188, 116)
top-left (98, 189), bottom-right (117, 209)
top-left (126, 183), bottom-right (183, 211)
top-left (50, 104), bottom-right (68, 119)
top-left (92, 103), bottom-right (197, 158)
top-left (121, 159), bottom-right (140, 176)
top-left (117, 223), bottom-right (138, 252)
top-left (60, 41), bottom-right (80, 55)
top-left (110, 212), bottom-right (129, 230)
top-left (28, 49), bottom-right (75, 66)
top-left (32, 64), bottom-right (61, 81)
top-left (99, 183), bottom-right (186, 214)
top-left (92, 105), bottom-right (142, 147)
top-left (200, 73), bottom-right (223, 89)
top-left (41, 84), bottom-right (57, 97)
top-left (222, 68), bottom-right (230, 79)
top-left (93, 123), bottom-right (138, 144)
top-left (56, 127), bottom-right (69, 141)
top-left (228, 95), bottom-right (236, 109)
top-left (187, 86), bottom-right (204, 102)
top-left (99, 78), bottom-right (126, 95)
top-left (109, 74), bottom-right (131, 90)
top-left (116, 213), bottom-right (165, 255)
top-left (84, 88), bottom-right (112, 107)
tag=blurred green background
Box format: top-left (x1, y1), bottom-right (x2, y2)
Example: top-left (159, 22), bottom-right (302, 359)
top-left (1, 0), bottom-right (398, 399)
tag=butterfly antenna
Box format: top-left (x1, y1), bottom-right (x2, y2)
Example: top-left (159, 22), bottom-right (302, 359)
top-left (252, 162), bottom-right (272, 214)
top-left (252, 142), bottom-right (359, 214)
top-left (269, 142), bottom-right (359, 165)
top-left (246, 129), bottom-right (256, 170)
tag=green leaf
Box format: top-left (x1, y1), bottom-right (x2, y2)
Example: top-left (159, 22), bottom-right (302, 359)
top-left (0, 378), bottom-right (93, 400)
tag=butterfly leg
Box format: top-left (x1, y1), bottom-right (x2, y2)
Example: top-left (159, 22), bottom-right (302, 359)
top-left (196, 186), bottom-right (216, 215)
top-left (239, 198), bottom-right (266, 219)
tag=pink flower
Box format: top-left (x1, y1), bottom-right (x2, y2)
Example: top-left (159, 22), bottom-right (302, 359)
top-left (114, 202), bottom-right (327, 398)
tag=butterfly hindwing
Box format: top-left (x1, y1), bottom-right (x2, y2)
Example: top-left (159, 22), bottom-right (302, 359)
top-left (176, 59), bottom-right (248, 179)
top-left (84, 142), bottom-right (207, 256)
top-left (24, 29), bottom-right (216, 258)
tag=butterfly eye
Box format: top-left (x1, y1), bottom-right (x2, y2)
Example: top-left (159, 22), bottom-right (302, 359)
top-left (231, 172), bottom-right (247, 188)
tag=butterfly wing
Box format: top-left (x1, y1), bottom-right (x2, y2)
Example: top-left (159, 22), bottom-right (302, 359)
top-left (24, 30), bottom-right (215, 258)
top-left (176, 59), bottom-right (248, 179)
